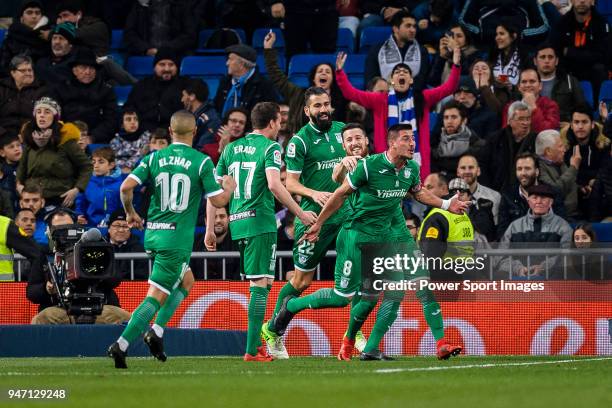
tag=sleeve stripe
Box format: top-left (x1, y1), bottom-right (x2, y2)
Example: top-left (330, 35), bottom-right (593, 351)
top-left (205, 189), bottom-right (224, 198)
top-left (128, 174), bottom-right (142, 185)
top-left (148, 152), bottom-right (155, 166)
top-left (199, 157), bottom-right (211, 176)
top-left (346, 174), bottom-right (357, 190)
top-left (286, 170), bottom-right (302, 174)
top-left (264, 142), bottom-right (280, 155)
top-left (265, 167), bottom-right (280, 171)
top-left (293, 135), bottom-right (307, 153)
top-left (363, 159), bottom-right (369, 181)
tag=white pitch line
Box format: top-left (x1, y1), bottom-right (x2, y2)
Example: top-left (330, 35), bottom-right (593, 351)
top-left (374, 357), bottom-right (612, 373)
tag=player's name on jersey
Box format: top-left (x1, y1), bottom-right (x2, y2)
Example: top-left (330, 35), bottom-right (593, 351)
top-left (376, 188), bottom-right (408, 198)
top-left (316, 158), bottom-right (341, 170)
top-left (146, 222), bottom-right (177, 230)
top-left (158, 156), bottom-right (192, 170)
top-left (233, 145), bottom-right (257, 155)
top-left (229, 210), bottom-right (257, 222)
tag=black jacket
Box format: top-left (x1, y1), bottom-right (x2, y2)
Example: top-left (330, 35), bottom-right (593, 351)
top-left (110, 234), bottom-right (148, 280)
top-left (486, 127), bottom-right (537, 192)
top-left (35, 50), bottom-right (76, 85)
top-left (125, 75), bottom-right (189, 132)
top-left (562, 126), bottom-right (611, 187)
top-left (0, 77), bottom-right (46, 135)
top-left (589, 156), bottom-right (612, 221)
top-left (124, 0), bottom-right (197, 56)
top-left (190, 232), bottom-right (239, 280)
top-left (549, 71), bottom-right (586, 123)
top-left (213, 71), bottom-right (280, 117)
top-left (50, 75), bottom-right (118, 143)
top-left (4, 219), bottom-right (42, 281)
top-left (0, 20), bottom-right (50, 75)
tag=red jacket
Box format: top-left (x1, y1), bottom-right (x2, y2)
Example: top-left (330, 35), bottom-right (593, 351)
top-left (335, 65), bottom-right (460, 178)
top-left (502, 96), bottom-right (560, 134)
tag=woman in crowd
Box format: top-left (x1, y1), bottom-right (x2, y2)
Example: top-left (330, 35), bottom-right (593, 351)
top-left (487, 23), bottom-right (527, 88)
top-left (429, 24), bottom-right (481, 86)
top-left (470, 58), bottom-right (512, 115)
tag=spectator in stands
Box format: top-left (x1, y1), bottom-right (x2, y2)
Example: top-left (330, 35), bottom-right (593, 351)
top-left (413, 0), bottom-right (457, 50)
top-left (73, 120), bottom-right (89, 152)
top-left (431, 101), bottom-right (486, 177)
top-left (487, 101), bottom-right (538, 191)
top-left (336, 48), bottom-right (461, 176)
top-left (109, 110), bottom-right (151, 173)
top-left (449, 77), bottom-right (498, 140)
top-left (14, 208), bottom-right (36, 237)
top-left (503, 68), bottom-right (560, 134)
top-left (411, 171), bottom-right (449, 219)
top-left (125, 48), bottom-right (188, 131)
top-left (148, 128), bottom-right (171, 152)
top-left (487, 22), bottom-right (527, 87)
top-left (570, 223), bottom-right (608, 280)
top-left (123, 0), bottom-right (196, 58)
top-left (470, 58), bottom-right (512, 115)
top-left (75, 147), bottom-right (125, 227)
top-left (536, 129), bottom-right (580, 219)
top-left (218, 1), bottom-right (278, 39)
top-left (214, 44), bottom-right (279, 118)
top-left (192, 206), bottom-right (238, 280)
top-left (498, 152), bottom-right (566, 238)
top-left (600, 101), bottom-right (612, 140)
top-left (403, 210), bottom-right (421, 241)
top-left (181, 79), bottom-right (221, 152)
top-left (277, 102), bottom-right (291, 150)
top-left (0, 55), bottom-right (46, 137)
top-left (429, 24), bottom-right (481, 86)
top-left (498, 183), bottom-right (573, 279)
top-left (0, 131), bottom-right (23, 211)
top-left (28, 208), bottom-right (131, 324)
top-left (18, 184), bottom-right (48, 245)
top-left (358, 1), bottom-right (421, 31)
top-left (589, 149), bottom-right (612, 222)
top-left (338, 0), bottom-right (361, 38)
top-left (365, 10), bottom-right (430, 91)
top-left (263, 31), bottom-right (349, 135)
top-left (34, 22), bottom-right (76, 85)
top-left (16, 97), bottom-right (92, 207)
top-left (50, 48), bottom-right (118, 143)
top-left (200, 107), bottom-right (250, 164)
top-left (561, 106), bottom-right (611, 218)
top-left (533, 43), bottom-right (586, 124)
top-left (0, 0), bottom-right (50, 73)
top-left (551, 0), bottom-right (609, 101)
top-left (106, 209), bottom-right (147, 280)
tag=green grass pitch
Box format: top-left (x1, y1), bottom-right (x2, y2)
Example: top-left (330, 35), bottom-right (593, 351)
top-left (1, 356), bottom-right (610, 407)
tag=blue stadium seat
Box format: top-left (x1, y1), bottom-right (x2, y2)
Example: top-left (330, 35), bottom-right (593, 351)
top-left (0, 29), bottom-right (5, 48)
top-left (336, 28), bottom-right (354, 53)
top-left (86, 144), bottom-right (110, 155)
top-left (359, 26), bottom-right (391, 54)
top-left (114, 85), bottom-right (132, 106)
top-left (110, 29), bottom-right (123, 50)
top-left (252, 28), bottom-right (285, 54)
top-left (256, 54), bottom-right (285, 76)
top-left (597, 1), bottom-right (612, 15)
top-left (580, 81), bottom-right (594, 108)
top-left (197, 28), bottom-right (247, 54)
top-left (126, 56), bottom-right (154, 78)
top-left (288, 54), bottom-right (366, 89)
top-left (109, 52), bottom-right (124, 68)
top-left (599, 80), bottom-right (612, 104)
top-left (429, 111), bottom-right (439, 132)
top-left (180, 56), bottom-right (227, 80)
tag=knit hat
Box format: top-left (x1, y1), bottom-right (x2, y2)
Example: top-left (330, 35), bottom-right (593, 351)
top-left (108, 209), bottom-right (128, 226)
top-left (454, 77), bottom-right (478, 96)
top-left (51, 22), bottom-right (77, 44)
top-left (154, 47), bottom-right (181, 67)
top-left (69, 47), bottom-right (98, 68)
top-left (225, 44), bottom-right (257, 64)
top-left (33, 96), bottom-right (61, 118)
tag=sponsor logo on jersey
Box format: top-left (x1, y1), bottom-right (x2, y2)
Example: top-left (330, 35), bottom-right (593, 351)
top-left (316, 158), bottom-right (340, 171)
top-left (229, 210), bottom-right (257, 222)
top-left (273, 150), bottom-right (282, 165)
top-left (425, 227), bottom-right (439, 239)
top-left (159, 156), bottom-right (192, 170)
top-left (287, 143), bottom-right (296, 158)
top-left (379, 169), bottom-right (388, 174)
top-left (146, 222), bottom-right (177, 230)
top-left (313, 139), bottom-right (322, 145)
top-left (375, 188), bottom-right (407, 198)
top-left (299, 255), bottom-right (308, 265)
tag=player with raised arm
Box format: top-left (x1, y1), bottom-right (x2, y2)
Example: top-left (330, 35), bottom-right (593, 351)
top-left (273, 124), bottom-right (468, 360)
top-left (210, 102), bottom-right (317, 362)
top-left (261, 87), bottom-right (348, 359)
top-left (108, 111), bottom-right (236, 369)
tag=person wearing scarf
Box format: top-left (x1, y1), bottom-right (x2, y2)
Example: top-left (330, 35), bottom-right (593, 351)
top-left (335, 48), bottom-right (461, 178)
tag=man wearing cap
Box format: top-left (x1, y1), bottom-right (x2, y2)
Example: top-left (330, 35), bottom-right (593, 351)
top-left (35, 22), bottom-right (76, 84)
top-left (106, 209), bottom-right (147, 281)
top-left (449, 77), bottom-right (498, 140)
top-left (125, 47), bottom-right (188, 131)
top-left (418, 177), bottom-right (475, 280)
top-left (214, 44), bottom-right (279, 118)
top-left (498, 183), bottom-right (573, 279)
top-left (49, 47), bottom-right (118, 143)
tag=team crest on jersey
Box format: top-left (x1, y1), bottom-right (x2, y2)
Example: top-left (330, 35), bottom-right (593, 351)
top-left (330, 145), bottom-right (335, 153)
top-left (274, 150), bottom-right (282, 165)
top-left (299, 255), bottom-right (308, 264)
top-left (404, 168), bottom-right (411, 178)
top-left (340, 277), bottom-right (349, 288)
top-left (335, 133), bottom-right (342, 143)
top-left (287, 143), bottom-right (296, 158)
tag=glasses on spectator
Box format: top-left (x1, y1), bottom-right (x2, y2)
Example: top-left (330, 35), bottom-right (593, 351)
top-left (110, 223), bottom-right (130, 230)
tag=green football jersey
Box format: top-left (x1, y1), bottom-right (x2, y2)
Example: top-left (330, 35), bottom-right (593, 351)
top-left (130, 143), bottom-right (223, 251)
top-left (216, 133), bottom-right (282, 239)
top-left (285, 121), bottom-right (348, 225)
top-left (345, 152), bottom-right (421, 235)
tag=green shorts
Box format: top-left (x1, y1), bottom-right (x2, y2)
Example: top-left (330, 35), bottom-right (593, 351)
top-left (147, 249), bottom-right (192, 294)
top-left (293, 221), bottom-right (341, 272)
top-left (237, 232), bottom-right (277, 279)
top-left (333, 228), bottom-right (364, 297)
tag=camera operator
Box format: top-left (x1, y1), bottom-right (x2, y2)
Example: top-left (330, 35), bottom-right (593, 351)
top-left (27, 208), bottom-right (131, 324)
top-left (0, 214), bottom-right (43, 281)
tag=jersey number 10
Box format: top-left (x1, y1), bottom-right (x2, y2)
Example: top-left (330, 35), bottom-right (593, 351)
top-left (155, 172), bottom-right (191, 213)
top-left (228, 162), bottom-right (256, 199)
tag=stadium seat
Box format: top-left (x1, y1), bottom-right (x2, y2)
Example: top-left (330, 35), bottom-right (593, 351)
top-left (0, 29), bottom-right (5, 48)
top-left (206, 78), bottom-right (220, 99)
top-left (180, 56), bottom-right (227, 81)
top-left (110, 29), bottom-right (124, 50)
top-left (126, 56), bottom-right (154, 78)
top-left (86, 144), bottom-right (110, 155)
top-left (288, 54), bottom-right (366, 89)
top-left (252, 28), bottom-right (285, 54)
top-left (256, 54), bottom-right (285, 76)
top-left (429, 111), bottom-right (438, 132)
top-left (336, 28), bottom-right (354, 53)
top-left (580, 81), bottom-right (594, 108)
top-left (197, 28), bottom-right (247, 54)
top-left (109, 52), bottom-right (124, 68)
top-left (599, 80), bottom-right (612, 104)
top-left (359, 26), bottom-right (391, 54)
top-left (114, 85), bottom-right (132, 106)
top-left (597, 1), bottom-right (612, 15)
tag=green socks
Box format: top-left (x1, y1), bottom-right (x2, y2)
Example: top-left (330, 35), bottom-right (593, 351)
top-left (346, 299), bottom-right (377, 340)
top-left (246, 286), bottom-right (269, 356)
top-left (363, 298), bottom-right (400, 353)
top-left (416, 288), bottom-right (445, 340)
top-left (154, 287), bottom-right (188, 328)
top-left (273, 281), bottom-right (301, 316)
top-left (120, 296), bottom-right (161, 345)
top-left (287, 288), bottom-right (350, 313)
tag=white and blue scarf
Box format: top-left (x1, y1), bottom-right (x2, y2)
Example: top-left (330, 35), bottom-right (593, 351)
top-left (388, 88), bottom-right (420, 163)
top-left (222, 68), bottom-right (255, 116)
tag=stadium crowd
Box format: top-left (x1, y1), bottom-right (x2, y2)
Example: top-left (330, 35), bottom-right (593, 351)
top-left (0, 0), bottom-right (611, 283)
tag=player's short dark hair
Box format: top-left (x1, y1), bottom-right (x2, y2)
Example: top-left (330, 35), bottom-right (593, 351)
top-left (21, 182), bottom-right (43, 197)
top-left (304, 86), bottom-right (329, 106)
top-left (572, 104), bottom-right (594, 121)
top-left (183, 79), bottom-right (209, 102)
top-left (390, 10), bottom-right (416, 28)
top-left (515, 152), bottom-right (539, 169)
top-left (92, 146), bottom-right (115, 162)
top-left (251, 102), bottom-right (280, 129)
top-left (441, 100), bottom-right (467, 119)
top-left (341, 123), bottom-right (366, 139)
top-left (387, 123), bottom-right (412, 143)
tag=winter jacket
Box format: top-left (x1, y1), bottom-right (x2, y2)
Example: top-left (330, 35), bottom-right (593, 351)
top-left (193, 101), bottom-right (222, 151)
top-left (336, 65), bottom-right (460, 178)
top-left (502, 96), bottom-right (560, 134)
top-left (75, 171), bottom-right (126, 227)
top-left (560, 123), bottom-right (611, 187)
top-left (50, 75), bottom-right (118, 143)
top-left (589, 156), bottom-right (612, 221)
top-left (35, 50), bottom-right (76, 85)
top-left (110, 234), bottom-right (148, 280)
top-left (486, 127), bottom-right (537, 192)
top-left (537, 157), bottom-right (579, 218)
top-left (16, 122), bottom-right (92, 200)
top-left (547, 71), bottom-right (586, 123)
top-left (431, 125), bottom-right (487, 178)
top-left (0, 76), bottom-right (46, 135)
top-left (213, 70), bottom-right (280, 118)
top-left (0, 19), bottom-right (50, 74)
top-left (109, 129), bottom-right (151, 171)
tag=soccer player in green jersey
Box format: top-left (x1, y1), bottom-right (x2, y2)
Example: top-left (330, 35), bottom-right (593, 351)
top-left (262, 87), bottom-right (349, 359)
top-left (108, 111), bottom-right (236, 369)
top-left (212, 102), bottom-right (317, 362)
top-left (273, 124), bottom-right (468, 360)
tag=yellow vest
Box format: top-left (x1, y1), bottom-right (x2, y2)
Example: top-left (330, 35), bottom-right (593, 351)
top-left (0, 216), bottom-right (15, 281)
top-left (418, 208), bottom-right (474, 259)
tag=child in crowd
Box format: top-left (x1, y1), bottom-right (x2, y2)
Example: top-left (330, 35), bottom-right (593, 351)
top-left (110, 110), bottom-right (151, 173)
top-left (75, 147), bottom-right (126, 227)
top-left (148, 128), bottom-right (170, 152)
top-left (74, 120), bottom-right (90, 153)
top-left (0, 130), bottom-right (23, 214)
